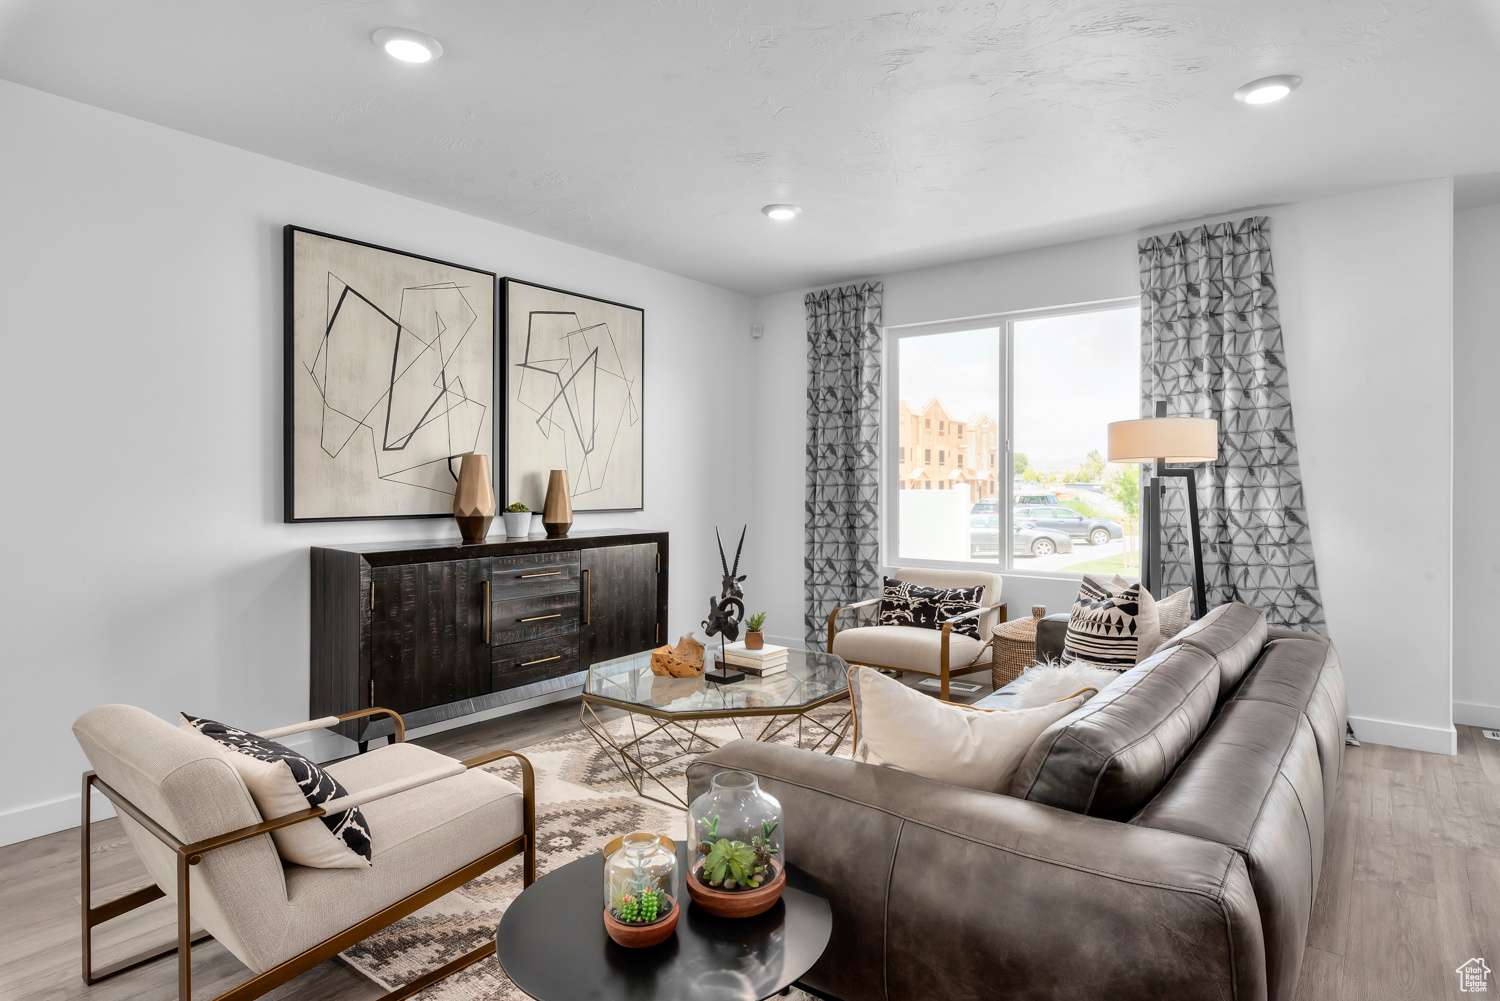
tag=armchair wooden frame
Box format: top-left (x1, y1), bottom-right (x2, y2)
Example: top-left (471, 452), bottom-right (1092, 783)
top-left (828, 600), bottom-right (1008, 700)
top-left (81, 706), bottom-right (536, 1001)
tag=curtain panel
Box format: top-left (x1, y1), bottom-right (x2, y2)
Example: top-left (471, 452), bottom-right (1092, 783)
top-left (804, 282), bottom-right (883, 647)
top-left (1139, 217), bottom-right (1325, 632)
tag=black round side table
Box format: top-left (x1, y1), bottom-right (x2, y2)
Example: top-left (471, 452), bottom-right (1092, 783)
top-left (495, 844), bottom-right (832, 1001)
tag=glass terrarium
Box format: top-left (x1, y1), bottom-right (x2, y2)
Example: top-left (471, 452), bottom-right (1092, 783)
top-left (686, 770), bottom-right (784, 913)
top-left (603, 832), bottom-right (677, 937)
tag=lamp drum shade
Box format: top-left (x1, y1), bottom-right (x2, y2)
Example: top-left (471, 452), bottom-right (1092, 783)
top-left (1108, 417), bottom-right (1219, 463)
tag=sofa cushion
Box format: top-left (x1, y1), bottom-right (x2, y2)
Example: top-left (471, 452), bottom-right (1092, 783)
top-left (182, 713), bottom-right (372, 868)
top-left (1172, 602), bottom-right (1268, 692)
top-left (1132, 699), bottom-right (1324, 1001)
top-left (1008, 643), bottom-right (1221, 819)
top-left (848, 665), bottom-right (1092, 793)
top-left (832, 624), bottom-right (986, 675)
top-left (1061, 575), bottom-right (1161, 668)
top-left (1233, 630), bottom-right (1346, 827)
top-left (280, 744), bottom-right (525, 965)
top-left (879, 576), bottom-right (985, 639)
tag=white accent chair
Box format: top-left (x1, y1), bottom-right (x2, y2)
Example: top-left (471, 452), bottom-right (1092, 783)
top-left (827, 568), bottom-right (1007, 700)
top-left (73, 704), bottom-right (534, 1001)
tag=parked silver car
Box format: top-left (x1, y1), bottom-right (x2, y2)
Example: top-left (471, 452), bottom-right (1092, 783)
top-left (1013, 505), bottom-right (1123, 546)
top-left (969, 514), bottom-right (1074, 558)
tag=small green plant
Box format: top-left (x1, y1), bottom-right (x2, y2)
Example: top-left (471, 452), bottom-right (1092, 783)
top-left (702, 839), bottom-right (759, 888)
top-left (750, 820), bottom-right (779, 869)
top-left (696, 813), bottom-right (721, 855)
top-left (614, 887), bottom-right (666, 923)
top-left (747, 611), bottom-right (767, 631)
top-left (505, 501), bottom-right (529, 512)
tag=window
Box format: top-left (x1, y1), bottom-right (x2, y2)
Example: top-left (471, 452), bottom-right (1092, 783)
top-left (924, 448), bottom-right (931, 462)
top-left (899, 447), bottom-right (905, 460)
top-left (886, 301), bottom-right (1140, 574)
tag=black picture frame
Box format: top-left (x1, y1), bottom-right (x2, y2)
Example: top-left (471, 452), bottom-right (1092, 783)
top-left (283, 225), bottom-right (500, 523)
top-left (500, 277), bottom-right (645, 513)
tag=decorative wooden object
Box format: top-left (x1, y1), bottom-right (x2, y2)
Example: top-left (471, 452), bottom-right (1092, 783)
top-left (543, 469), bottom-right (573, 537)
top-left (650, 635), bottom-right (705, 677)
top-left (310, 531), bottom-right (668, 744)
top-left (686, 862), bottom-right (786, 918)
top-left (452, 452), bottom-right (496, 543)
top-left (602, 900), bottom-right (679, 948)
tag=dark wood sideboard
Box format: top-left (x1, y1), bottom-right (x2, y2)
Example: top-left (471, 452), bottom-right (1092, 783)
top-left (311, 529), bottom-right (669, 744)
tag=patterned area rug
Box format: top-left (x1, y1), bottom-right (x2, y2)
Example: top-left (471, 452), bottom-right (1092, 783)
top-left (339, 704), bottom-right (851, 999)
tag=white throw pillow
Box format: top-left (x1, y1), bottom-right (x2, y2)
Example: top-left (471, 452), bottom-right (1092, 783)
top-left (848, 666), bottom-right (1092, 793)
top-left (180, 714), bottom-right (372, 868)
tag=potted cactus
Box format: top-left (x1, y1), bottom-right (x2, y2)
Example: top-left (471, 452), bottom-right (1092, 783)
top-left (502, 501), bottom-right (531, 538)
top-left (745, 611), bottom-right (767, 650)
top-left (602, 832), bottom-right (678, 947)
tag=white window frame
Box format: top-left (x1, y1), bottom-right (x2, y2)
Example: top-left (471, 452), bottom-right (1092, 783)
top-left (880, 296), bottom-right (1138, 579)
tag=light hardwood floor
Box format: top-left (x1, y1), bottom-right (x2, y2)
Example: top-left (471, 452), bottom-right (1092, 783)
top-left (3, 701), bottom-right (1496, 1001)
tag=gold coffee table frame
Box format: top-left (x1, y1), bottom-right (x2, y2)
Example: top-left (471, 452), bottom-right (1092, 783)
top-left (580, 652), bottom-right (852, 810)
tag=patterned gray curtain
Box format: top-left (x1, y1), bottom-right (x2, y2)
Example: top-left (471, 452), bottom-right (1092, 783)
top-left (804, 282), bottom-right (883, 647)
top-left (1139, 218), bottom-right (1324, 631)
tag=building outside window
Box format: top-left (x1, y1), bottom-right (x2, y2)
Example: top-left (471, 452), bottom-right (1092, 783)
top-left (888, 301), bottom-right (1141, 575)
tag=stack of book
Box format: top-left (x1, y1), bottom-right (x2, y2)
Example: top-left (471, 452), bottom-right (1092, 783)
top-left (722, 640), bottom-right (789, 676)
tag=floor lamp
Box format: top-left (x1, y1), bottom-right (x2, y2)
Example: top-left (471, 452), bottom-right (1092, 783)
top-left (1107, 403), bottom-right (1219, 619)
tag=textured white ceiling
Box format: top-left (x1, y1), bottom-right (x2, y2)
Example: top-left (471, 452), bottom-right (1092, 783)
top-left (3, 1), bottom-right (1499, 294)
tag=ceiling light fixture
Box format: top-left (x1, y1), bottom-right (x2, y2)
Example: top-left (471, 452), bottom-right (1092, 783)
top-left (372, 28), bottom-right (443, 64)
top-left (1233, 74), bottom-right (1301, 105)
top-left (761, 203), bottom-right (801, 221)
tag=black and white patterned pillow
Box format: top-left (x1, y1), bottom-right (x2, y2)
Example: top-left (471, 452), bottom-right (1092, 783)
top-left (182, 714), bottom-right (372, 868)
top-left (1060, 576), bottom-right (1161, 670)
top-left (877, 577), bottom-right (985, 639)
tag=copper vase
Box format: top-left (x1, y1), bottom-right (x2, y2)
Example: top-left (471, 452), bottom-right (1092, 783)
top-left (452, 452), bottom-right (496, 543)
top-left (542, 469), bottom-right (572, 537)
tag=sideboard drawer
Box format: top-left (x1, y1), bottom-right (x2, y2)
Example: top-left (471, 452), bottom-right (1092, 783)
top-left (490, 552), bottom-right (582, 600)
top-left (490, 589), bottom-right (580, 645)
top-left (492, 631), bottom-right (580, 692)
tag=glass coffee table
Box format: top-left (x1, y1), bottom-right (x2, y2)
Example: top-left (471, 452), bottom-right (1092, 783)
top-left (580, 648), bottom-right (851, 808)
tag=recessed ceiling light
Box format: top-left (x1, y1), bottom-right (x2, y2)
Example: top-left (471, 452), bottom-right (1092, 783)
top-left (762, 204), bottom-right (801, 221)
top-left (1234, 75), bottom-right (1301, 105)
top-left (372, 28), bottom-right (443, 64)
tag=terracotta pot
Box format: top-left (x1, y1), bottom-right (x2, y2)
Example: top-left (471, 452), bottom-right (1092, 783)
top-left (686, 861), bottom-right (785, 918)
top-left (542, 469), bottom-right (572, 537)
top-left (745, 631), bottom-right (764, 650)
top-left (603, 898), bottom-right (678, 948)
top-left (452, 453), bottom-right (495, 543)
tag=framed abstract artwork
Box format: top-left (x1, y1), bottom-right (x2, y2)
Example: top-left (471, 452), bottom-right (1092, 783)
top-left (501, 278), bottom-right (644, 512)
top-left (284, 226), bottom-right (497, 522)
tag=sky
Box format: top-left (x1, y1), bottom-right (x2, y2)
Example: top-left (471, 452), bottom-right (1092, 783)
top-left (899, 305), bottom-right (1139, 470)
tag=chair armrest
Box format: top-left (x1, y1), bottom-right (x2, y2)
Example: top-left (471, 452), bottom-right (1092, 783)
top-left (256, 707), bottom-right (407, 743)
top-left (826, 597), bottom-right (882, 649)
top-left (686, 741), bottom-right (1266, 1001)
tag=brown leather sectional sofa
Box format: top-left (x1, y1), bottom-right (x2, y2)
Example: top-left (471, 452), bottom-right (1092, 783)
top-left (685, 603), bottom-right (1345, 1001)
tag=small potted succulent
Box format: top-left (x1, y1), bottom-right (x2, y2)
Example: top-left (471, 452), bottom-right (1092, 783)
top-left (602, 832), bottom-right (678, 947)
top-left (744, 611), bottom-right (767, 650)
top-left (685, 771), bottom-right (785, 918)
top-left (502, 501), bottom-right (531, 538)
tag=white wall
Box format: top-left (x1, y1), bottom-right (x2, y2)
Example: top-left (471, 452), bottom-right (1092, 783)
top-left (1453, 202), bottom-right (1500, 730)
top-left (0, 80), bottom-right (754, 846)
top-left (1273, 179), bottom-right (1455, 754)
top-left (752, 180), bottom-right (1458, 753)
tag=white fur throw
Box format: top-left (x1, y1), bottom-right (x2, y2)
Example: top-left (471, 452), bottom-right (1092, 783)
top-left (1009, 660), bottom-right (1123, 709)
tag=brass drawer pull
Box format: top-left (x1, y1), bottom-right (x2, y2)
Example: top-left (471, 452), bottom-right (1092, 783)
top-left (484, 580), bottom-right (491, 643)
top-left (519, 654), bottom-right (562, 668)
top-left (519, 571), bottom-right (563, 579)
top-left (521, 613), bottom-right (562, 623)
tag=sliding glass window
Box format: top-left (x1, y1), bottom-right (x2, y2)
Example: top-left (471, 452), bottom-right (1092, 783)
top-left (884, 300), bottom-right (1141, 576)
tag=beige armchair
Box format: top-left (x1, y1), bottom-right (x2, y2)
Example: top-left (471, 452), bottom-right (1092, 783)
top-left (73, 704), bottom-right (534, 1001)
top-left (827, 567), bottom-right (1007, 700)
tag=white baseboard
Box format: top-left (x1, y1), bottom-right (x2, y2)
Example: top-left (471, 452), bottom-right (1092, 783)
top-left (0, 789), bottom-right (115, 849)
top-left (1348, 714), bottom-right (1457, 755)
top-left (1453, 701), bottom-right (1500, 730)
